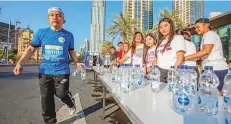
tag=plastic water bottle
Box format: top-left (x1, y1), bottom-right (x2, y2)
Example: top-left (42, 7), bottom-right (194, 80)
top-left (72, 68), bottom-right (81, 76)
top-left (223, 67), bottom-right (231, 123)
top-left (173, 65), bottom-right (193, 114)
top-left (151, 65), bottom-right (161, 93)
top-left (120, 64), bottom-right (130, 93)
top-left (198, 66), bottom-right (219, 116)
top-left (187, 66), bottom-right (198, 95)
top-left (134, 64), bottom-right (143, 88)
top-left (147, 66), bottom-right (153, 85)
top-left (112, 64), bottom-right (118, 83)
top-left (104, 54), bottom-right (110, 68)
top-left (168, 66), bottom-right (176, 92)
top-left (80, 66), bottom-right (86, 80)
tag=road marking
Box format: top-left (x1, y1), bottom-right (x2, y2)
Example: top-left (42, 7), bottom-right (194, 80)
top-left (57, 93), bottom-right (86, 124)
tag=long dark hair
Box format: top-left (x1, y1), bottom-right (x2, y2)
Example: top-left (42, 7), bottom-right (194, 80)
top-left (155, 18), bottom-right (175, 56)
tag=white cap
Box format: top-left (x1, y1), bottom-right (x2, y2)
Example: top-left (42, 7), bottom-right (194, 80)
top-left (48, 7), bottom-right (64, 16)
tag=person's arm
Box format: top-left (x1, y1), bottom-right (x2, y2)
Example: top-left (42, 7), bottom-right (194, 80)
top-left (118, 56), bottom-right (129, 64)
top-left (13, 46), bottom-right (37, 75)
top-left (185, 44), bottom-right (213, 61)
top-left (174, 51), bottom-right (185, 69)
top-left (69, 50), bottom-right (82, 67)
top-left (68, 33), bottom-right (82, 67)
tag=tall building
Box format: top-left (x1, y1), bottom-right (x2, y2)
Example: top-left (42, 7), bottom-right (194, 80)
top-left (173, 0), bottom-right (204, 25)
top-left (17, 28), bottom-right (42, 63)
top-left (90, 0), bottom-right (105, 53)
top-left (123, 0), bottom-right (153, 31)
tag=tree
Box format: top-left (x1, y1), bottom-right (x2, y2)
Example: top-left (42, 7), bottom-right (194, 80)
top-left (107, 12), bottom-right (138, 43)
top-left (159, 9), bottom-right (186, 30)
top-left (100, 41), bottom-right (113, 56)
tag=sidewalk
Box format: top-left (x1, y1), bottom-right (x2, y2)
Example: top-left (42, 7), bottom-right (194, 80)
top-left (56, 71), bottom-right (131, 124)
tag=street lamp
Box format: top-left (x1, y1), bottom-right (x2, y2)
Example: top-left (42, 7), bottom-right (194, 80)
top-left (14, 20), bottom-right (21, 50)
top-left (7, 18), bottom-right (11, 62)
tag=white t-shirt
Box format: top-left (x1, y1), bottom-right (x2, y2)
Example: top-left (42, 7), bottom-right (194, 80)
top-left (200, 31), bottom-right (228, 70)
top-left (126, 44), bottom-right (144, 66)
top-left (123, 51), bottom-right (132, 64)
top-left (184, 40), bottom-right (197, 66)
top-left (156, 35), bottom-right (186, 70)
top-left (146, 47), bottom-right (156, 67)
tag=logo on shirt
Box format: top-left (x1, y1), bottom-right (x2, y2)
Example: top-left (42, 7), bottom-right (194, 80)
top-left (58, 37), bottom-right (65, 43)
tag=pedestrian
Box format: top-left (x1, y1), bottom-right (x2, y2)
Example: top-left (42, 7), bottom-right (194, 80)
top-left (13, 7), bottom-right (82, 124)
top-left (185, 18), bottom-right (228, 92)
top-left (155, 18), bottom-right (186, 83)
top-left (144, 33), bottom-right (157, 74)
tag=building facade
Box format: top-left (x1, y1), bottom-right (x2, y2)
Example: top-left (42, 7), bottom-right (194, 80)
top-left (173, 0), bottom-right (204, 25)
top-left (123, 0), bottom-right (153, 31)
top-left (17, 28), bottom-right (42, 64)
top-left (90, 0), bottom-right (105, 53)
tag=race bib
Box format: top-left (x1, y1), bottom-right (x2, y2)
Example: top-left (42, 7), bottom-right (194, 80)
top-left (43, 45), bottom-right (64, 61)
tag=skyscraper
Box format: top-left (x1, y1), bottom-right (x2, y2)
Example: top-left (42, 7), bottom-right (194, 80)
top-left (90, 0), bottom-right (105, 53)
top-left (123, 0), bottom-right (153, 31)
top-left (173, 0), bottom-right (204, 25)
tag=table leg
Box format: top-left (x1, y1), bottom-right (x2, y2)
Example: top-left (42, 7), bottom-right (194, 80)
top-left (102, 85), bottom-right (106, 120)
top-left (94, 71), bottom-right (96, 83)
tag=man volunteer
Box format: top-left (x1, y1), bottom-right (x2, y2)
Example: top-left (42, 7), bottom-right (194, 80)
top-left (13, 7), bottom-right (81, 124)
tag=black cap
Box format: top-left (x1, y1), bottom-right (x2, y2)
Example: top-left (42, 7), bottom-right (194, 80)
top-left (195, 18), bottom-right (212, 30)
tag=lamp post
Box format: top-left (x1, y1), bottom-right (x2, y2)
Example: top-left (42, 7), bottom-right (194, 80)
top-left (7, 18), bottom-right (11, 62)
top-left (14, 20), bottom-right (21, 50)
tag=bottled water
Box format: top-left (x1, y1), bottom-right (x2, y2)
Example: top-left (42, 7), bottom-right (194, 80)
top-left (198, 66), bottom-right (219, 116)
top-left (120, 64), bottom-right (130, 93)
top-left (147, 66), bottom-right (153, 85)
top-left (104, 54), bottom-right (110, 68)
top-left (168, 66), bottom-right (176, 92)
top-left (72, 68), bottom-right (81, 76)
top-left (173, 65), bottom-right (192, 114)
top-left (187, 66), bottom-right (198, 95)
top-left (80, 66), bottom-right (86, 80)
top-left (116, 64), bottom-right (123, 84)
top-left (223, 67), bottom-right (231, 123)
top-left (112, 64), bottom-right (118, 83)
top-left (151, 65), bottom-right (161, 93)
top-left (134, 64), bottom-right (143, 88)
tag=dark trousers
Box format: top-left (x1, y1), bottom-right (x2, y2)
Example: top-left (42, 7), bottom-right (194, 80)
top-left (39, 74), bottom-right (75, 124)
top-left (213, 69), bottom-right (228, 91)
top-left (159, 68), bottom-right (169, 83)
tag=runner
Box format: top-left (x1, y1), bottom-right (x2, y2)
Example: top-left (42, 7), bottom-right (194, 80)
top-left (13, 7), bottom-right (82, 124)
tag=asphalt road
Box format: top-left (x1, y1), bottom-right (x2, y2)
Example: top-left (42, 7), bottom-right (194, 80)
top-left (0, 65), bottom-right (130, 124)
top-left (0, 65), bottom-right (83, 124)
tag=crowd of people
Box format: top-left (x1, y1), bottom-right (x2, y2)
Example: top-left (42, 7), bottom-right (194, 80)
top-left (107, 17), bottom-right (229, 93)
top-left (12, 6), bottom-right (229, 123)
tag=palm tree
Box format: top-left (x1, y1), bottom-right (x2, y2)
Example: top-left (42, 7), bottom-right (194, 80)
top-left (107, 12), bottom-right (138, 43)
top-left (159, 9), bottom-right (186, 30)
top-left (100, 41), bottom-right (113, 56)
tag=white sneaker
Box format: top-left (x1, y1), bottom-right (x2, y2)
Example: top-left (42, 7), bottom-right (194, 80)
top-left (69, 105), bottom-right (76, 115)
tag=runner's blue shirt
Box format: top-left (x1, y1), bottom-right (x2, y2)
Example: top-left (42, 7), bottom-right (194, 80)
top-left (31, 27), bottom-right (74, 75)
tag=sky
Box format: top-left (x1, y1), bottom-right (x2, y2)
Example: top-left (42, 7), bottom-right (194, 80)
top-left (0, 1), bottom-right (231, 51)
